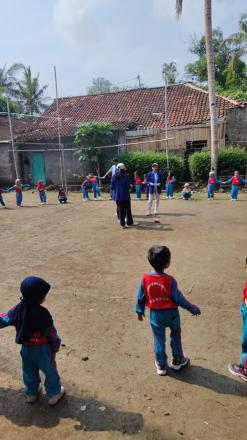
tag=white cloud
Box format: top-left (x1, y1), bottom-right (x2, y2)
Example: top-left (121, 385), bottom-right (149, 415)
top-left (53, 0), bottom-right (113, 47)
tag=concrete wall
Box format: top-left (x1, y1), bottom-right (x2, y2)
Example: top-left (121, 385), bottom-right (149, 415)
top-left (0, 143), bottom-right (18, 185)
top-left (226, 106), bottom-right (247, 149)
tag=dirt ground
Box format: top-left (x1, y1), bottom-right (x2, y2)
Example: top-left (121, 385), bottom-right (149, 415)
top-left (0, 190), bottom-right (247, 440)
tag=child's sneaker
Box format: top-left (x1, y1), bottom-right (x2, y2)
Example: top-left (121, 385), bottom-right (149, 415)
top-left (48, 386), bottom-right (65, 405)
top-left (146, 212), bottom-right (151, 216)
top-left (26, 394), bottom-right (38, 403)
top-left (228, 363), bottom-right (247, 381)
top-left (25, 385), bottom-right (41, 403)
top-left (171, 356), bottom-right (189, 371)
top-left (155, 361), bottom-right (167, 376)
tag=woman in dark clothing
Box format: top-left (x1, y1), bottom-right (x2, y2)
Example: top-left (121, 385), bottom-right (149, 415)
top-left (111, 163), bottom-right (135, 228)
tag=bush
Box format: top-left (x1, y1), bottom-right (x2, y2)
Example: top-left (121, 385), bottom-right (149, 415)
top-left (114, 151), bottom-right (184, 183)
top-left (188, 147), bottom-right (247, 181)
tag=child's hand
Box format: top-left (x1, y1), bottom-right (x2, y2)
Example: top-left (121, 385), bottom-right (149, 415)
top-left (191, 305), bottom-right (201, 316)
top-left (138, 313), bottom-right (145, 321)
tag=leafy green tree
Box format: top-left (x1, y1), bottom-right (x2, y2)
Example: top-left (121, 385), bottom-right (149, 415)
top-left (0, 63), bottom-right (23, 96)
top-left (162, 62), bottom-right (178, 85)
top-left (13, 66), bottom-right (49, 115)
top-left (87, 76), bottom-right (145, 95)
top-left (74, 121), bottom-right (117, 175)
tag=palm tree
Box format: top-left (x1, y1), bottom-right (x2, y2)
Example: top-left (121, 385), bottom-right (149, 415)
top-left (162, 62), bottom-right (178, 85)
top-left (0, 63), bottom-right (23, 96)
top-left (14, 66), bottom-right (49, 115)
top-left (176, 0), bottom-right (218, 172)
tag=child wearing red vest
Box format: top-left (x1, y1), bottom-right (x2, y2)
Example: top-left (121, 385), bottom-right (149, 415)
top-left (228, 259), bottom-right (247, 381)
top-left (136, 245), bottom-right (201, 375)
top-left (222, 171), bottom-right (247, 201)
top-left (134, 171), bottom-right (142, 200)
top-left (207, 171), bottom-right (221, 200)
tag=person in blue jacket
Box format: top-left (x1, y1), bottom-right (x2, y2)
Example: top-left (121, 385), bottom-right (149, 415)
top-left (111, 163), bottom-right (135, 228)
top-left (0, 276), bottom-right (65, 405)
top-left (146, 163), bottom-right (163, 216)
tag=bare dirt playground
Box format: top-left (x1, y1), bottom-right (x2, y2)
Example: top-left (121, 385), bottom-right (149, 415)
top-left (0, 191), bottom-right (247, 440)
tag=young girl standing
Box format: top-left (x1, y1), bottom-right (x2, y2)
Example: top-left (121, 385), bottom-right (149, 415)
top-left (222, 171), bottom-right (247, 201)
top-left (34, 180), bottom-right (47, 205)
top-left (134, 171), bottom-right (142, 200)
top-left (207, 171), bottom-right (221, 200)
top-left (0, 276), bottom-right (64, 405)
top-left (89, 175), bottom-right (102, 200)
top-left (81, 176), bottom-right (91, 201)
top-left (166, 172), bottom-right (176, 199)
top-left (6, 179), bottom-right (30, 207)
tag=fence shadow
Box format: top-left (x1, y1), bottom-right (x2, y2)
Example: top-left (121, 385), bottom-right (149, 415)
top-left (0, 387), bottom-right (144, 434)
top-left (169, 364), bottom-right (247, 396)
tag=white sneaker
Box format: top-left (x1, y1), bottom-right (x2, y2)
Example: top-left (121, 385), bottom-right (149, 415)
top-left (154, 211), bottom-right (158, 215)
top-left (170, 356), bottom-right (189, 371)
top-left (146, 212), bottom-right (151, 216)
top-left (155, 361), bottom-right (167, 376)
top-left (48, 386), bottom-right (65, 405)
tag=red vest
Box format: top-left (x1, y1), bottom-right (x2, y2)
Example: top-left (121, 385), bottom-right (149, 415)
top-left (232, 176), bottom-right (240, 185)
top-left (142, 273), bottom-right (177, 310)
top-left (208, 177), bottom-right (216, 184)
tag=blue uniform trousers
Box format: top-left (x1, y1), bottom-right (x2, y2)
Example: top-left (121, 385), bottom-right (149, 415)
top-left (92, 183), bottom-right (100, 198)
top-left (21, 344), bottom-right (61, 397)
top-left (166, 183), bottom-right (174, 198)
top-left (82, 188), bottom-right (89, 200)
top-left (241, 303), bottom-right (247, 367)
top-left (39, 191), bottom-right (46, 203)
top-left (16, 192), bottom-right (22, 207)
top-left (150, 308), bottom-right (183, 368)
top-left (208, 183), bottom-right (215, 198)
top-left (231, 185), bottom-right (239, 200)
top-left (135, 185), bottom-right (142, 199)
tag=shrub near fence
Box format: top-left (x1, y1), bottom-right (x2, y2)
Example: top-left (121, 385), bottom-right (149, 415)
top-left (114, 152), bottom-right (184, 184)
top-left (189, 147), bottom-right (247, 181)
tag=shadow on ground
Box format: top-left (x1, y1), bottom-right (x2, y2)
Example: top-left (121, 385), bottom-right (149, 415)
top-left (170, 364), bottom-right (247, 395)
top-left (0, 387), bottom-right (144, 434)
top-left (134, 213), bottom-right (196, 218)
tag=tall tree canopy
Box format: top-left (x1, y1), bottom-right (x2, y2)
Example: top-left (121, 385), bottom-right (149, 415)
top-left (13, 66), bottom-right (49, 115)
top-left (162, 62), bottom-right (178, 85)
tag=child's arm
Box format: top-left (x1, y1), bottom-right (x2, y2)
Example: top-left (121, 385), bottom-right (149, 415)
top-left (22, 184), bottom-right (31, 190)
top-left (0, 312), bottom-right (12, 329)
top-left (5, 185), bottom-right (16, 192)
top-left (135, 281), bottom-right (146, 320)
top-left (171, 280), bottom-right (200, 315)
top-left (44, 323), bottom-right (61, 352)
top-left (222, 178), bottom-right (232, 185)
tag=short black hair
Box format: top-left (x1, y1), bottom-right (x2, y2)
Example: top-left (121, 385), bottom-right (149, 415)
top-left (113, 158), bottom-right (118, 163)
top-left (148, 245), bottom-right (171, 272)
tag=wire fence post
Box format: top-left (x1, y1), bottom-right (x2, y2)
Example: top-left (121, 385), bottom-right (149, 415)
top-left (6, 95), bottom-right (19, 179)
top-left (164, 75), bottom-right (170, 172)
top-left (54, 66), bottom-right (67, 194)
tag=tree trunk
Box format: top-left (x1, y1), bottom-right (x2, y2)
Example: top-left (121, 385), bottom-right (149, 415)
top-left (204, 0), bottom-right (218, 173)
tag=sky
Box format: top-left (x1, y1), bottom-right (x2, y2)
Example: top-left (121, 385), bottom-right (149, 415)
top-left (1, 0), bottom-right (246, 100)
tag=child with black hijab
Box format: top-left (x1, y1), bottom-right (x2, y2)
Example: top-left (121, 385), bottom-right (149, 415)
top-left (0, 276), bottom-right (64, 405)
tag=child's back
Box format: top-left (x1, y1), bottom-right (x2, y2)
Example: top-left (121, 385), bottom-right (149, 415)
top-left (136, 246), bottom-right (200, 375)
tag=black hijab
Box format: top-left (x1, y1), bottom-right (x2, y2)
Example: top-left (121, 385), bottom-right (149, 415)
top-left (8, 276), bottom-right (52, 344)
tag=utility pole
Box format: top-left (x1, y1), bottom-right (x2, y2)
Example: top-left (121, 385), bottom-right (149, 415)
top-left (137, 74), bottom-right (141, 88)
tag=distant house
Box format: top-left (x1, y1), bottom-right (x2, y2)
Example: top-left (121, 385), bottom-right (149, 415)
top-left (8, 83), bottom-right (247, 186)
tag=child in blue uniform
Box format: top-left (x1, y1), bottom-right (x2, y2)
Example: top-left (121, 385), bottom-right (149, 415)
top-left (222, 171), bottom-right (247, 201)
top-left (228, 259), bottom-right (247, 381)
top-left (136, 245), bottom-right (201, 375)
top-left (81, 176), bottom-right (91, 201)
top-left (166, 172), bottom-right (176, 199)
top-left (6, 179), bottom-right (30, 207)
top-left (0, 276), bottom-right (64, 405)
top-left (207, 171), bottom-right (221, 200)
